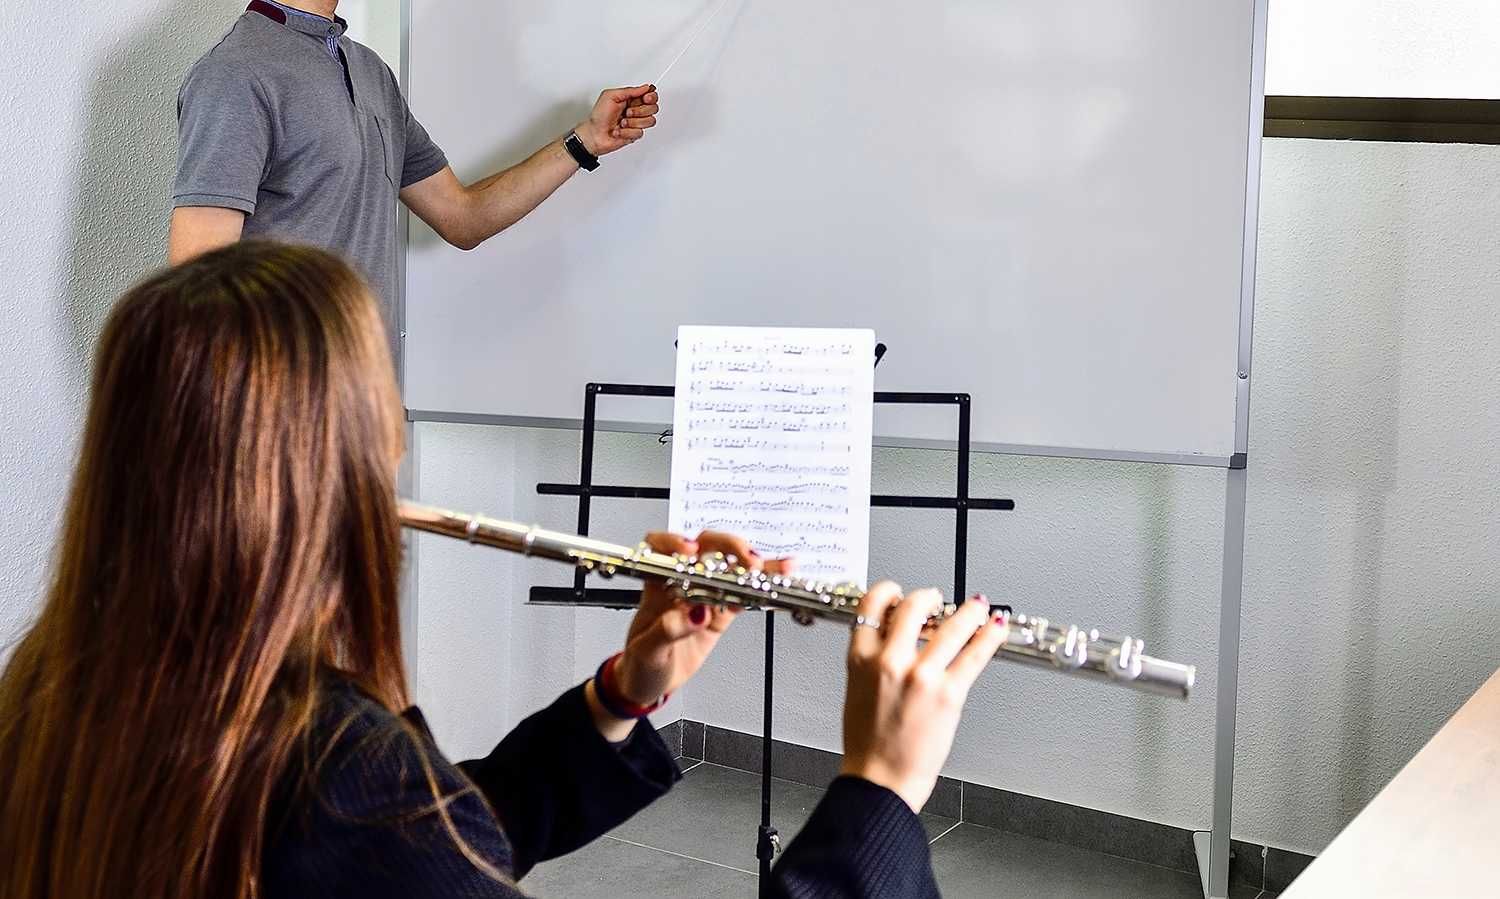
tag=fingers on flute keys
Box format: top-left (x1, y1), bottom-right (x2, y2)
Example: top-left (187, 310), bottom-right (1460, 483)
top-left (883, 588), bottom-right (944, 665)
top-left (849, 581), bottom-right (902, 658)
top-left (644, 531), bottom-right (697, 557)
top-left (915, 597), bottom-right (991, 671)
top-left (925, 598), bottom-right (1010, 700)
top-left (850, 587), bottom-right (1008, 697)
top-left (848, 586), bottom-right (943, 668)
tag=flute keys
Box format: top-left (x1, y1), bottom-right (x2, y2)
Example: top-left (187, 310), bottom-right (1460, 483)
top-left (1055, 626), bottom-right (1086, 670)
top-left (1110, 637), bottom-right (1144, 680)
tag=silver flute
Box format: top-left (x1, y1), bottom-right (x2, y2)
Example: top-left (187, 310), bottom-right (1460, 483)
top-left (400, 500), bottom-right (1196, 700)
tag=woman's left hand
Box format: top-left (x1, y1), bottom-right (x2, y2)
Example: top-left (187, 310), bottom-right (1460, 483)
top-left (615, 531), bottom-right (790, 706)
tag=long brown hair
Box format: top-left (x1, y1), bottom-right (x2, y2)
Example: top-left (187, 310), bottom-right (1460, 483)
top-left (0, 241), bottom-right (409, 898)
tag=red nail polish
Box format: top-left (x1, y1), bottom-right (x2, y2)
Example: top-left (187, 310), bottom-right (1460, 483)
top-left (689, 605), bottom-right (708, 626)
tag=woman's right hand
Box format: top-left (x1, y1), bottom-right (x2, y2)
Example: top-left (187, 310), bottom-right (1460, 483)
top-left (838, 584), bottom-right (1008, 812)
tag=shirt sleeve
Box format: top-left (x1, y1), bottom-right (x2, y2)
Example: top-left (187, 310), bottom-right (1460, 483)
top-left (174, 58), bottom-right (273, 213)
top-left (399, 93), bottom-right (449, 188)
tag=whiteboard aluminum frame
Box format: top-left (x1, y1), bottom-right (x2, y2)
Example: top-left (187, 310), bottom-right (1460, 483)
top-left (1197, 0), bottom-right (1268, 897)
top-left (398, 0), bottom-right (420, 690)
top-left (403, 408), bottom-right (1235, 468)
top-left (399, 1), bottom-right (1266, 895)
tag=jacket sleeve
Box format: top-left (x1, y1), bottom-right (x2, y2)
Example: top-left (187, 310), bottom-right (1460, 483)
top-left (458, 682), bottom-right (682, 879)
top-left (266, 697), bottom-right (525, 897)
top-left (767, 777), bottom-right (941, 899)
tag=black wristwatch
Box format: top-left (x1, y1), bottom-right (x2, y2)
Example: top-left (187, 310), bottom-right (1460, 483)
top-left (564, 131), bottom-right (600, 172)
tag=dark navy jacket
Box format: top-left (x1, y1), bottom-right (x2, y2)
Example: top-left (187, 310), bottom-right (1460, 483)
top-left (263, 679), bottom-right (937, 897)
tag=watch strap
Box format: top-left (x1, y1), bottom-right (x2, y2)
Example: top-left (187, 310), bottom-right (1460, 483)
top-left (564, 131), bottom-right (601, 171)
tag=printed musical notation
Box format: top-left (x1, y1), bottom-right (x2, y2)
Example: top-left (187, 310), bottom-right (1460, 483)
top-left (686, 416), bottom-right (849, 434)
top-left (688, 378), bottom-right (853, 397)
top-left (682, 479), bottom-right (848, 495)
top-left (669, 326), bottom-right (875, 584)
top-left (682, 436), bottom-right (854, 453)
top-left (696, 458), bottom-right (851, 477)
top-left (688, 400), bottom-right (852, 416)
top-left (684, 338), bottom-right (859, 358)
top-left (689, 359), bottom-right (841, 376)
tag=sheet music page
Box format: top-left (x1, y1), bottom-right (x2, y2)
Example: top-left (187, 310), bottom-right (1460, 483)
top-left (669, 326), bottom-right (875, 586)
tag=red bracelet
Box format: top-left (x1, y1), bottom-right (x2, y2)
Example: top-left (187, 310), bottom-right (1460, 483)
top-left (595, 652), bottom-right (670, 719)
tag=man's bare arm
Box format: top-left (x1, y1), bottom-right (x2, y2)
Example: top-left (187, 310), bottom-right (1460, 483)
top-left (168, 207), bottom-right (247, 265)
top-left (402, 85), bottom-right (659, 251)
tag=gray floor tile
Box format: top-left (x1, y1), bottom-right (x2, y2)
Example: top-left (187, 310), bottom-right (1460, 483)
top-left (613, 763), bottom-right (954, 871)
top-left (1265, 846), bottom-right (1313, 892)
top-left (535, 767), bottom-right (1235, 899)
top-left (921, 811), bottom-right (960, 844)
top-left (929, 823), bottom-right (1204, 899)
top-left (698, 722), bottom-right (960, 819)
top-left (523, 835), bottom-right (757, 899)
top-left (611, 763), bottom-right (821, 871)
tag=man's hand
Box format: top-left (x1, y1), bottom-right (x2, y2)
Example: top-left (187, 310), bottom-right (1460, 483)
top-left (575, 84), bottom-right (660, 156)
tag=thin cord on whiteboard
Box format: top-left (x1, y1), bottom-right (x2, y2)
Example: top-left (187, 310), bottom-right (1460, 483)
top-left (656, 0), bottom-right (740, 84)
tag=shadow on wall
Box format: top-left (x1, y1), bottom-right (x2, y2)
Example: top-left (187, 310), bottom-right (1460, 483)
top-left (57, 0), bottom-right (245, 385)
top-left (1319, 209), bottom-right (1402, 830)
top-left (403, 0), bottom-right (740, 252)
top-left (1134, 464), bottom-right (1176, 806)
top-left (1251, 143), bottom-right (1406, 839)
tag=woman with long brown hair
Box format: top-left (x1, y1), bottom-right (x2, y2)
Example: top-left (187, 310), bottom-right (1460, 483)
top-left (0, 241), bottom-right (1009, 898)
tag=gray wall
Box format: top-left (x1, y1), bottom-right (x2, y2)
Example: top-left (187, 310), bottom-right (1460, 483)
top-left (408, 139), bottom-right (1500, 857)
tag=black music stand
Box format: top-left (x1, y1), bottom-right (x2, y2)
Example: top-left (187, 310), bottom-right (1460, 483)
top-left (531, 381), bottom-right (1014, 894)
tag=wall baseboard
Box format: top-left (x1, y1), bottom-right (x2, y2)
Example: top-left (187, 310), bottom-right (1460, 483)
top-left (658, 719), bottom-right (1314, 892)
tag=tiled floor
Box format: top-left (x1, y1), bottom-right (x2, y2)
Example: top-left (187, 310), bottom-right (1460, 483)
top-left (524, 762), bottom-right (1278, 898)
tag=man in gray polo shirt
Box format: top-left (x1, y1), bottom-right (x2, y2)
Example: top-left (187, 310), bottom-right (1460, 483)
top-left (170, 0), bottom-right (659, 350)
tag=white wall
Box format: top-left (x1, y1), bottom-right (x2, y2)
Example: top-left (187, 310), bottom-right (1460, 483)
top-left (340, 0), bottom-right (403, 72)
top-left (1267, 0), bottom-right (1500, 99)
top-left (1, 0), bottom-right (1496, 862)
top-left (411, 138), bottom-right (1500, 856)
top-left (0, 0), bottom-right (245, 654)
top-left (0, 0), bottom-right (402, 661)
top-left (1236, 138), bottom-right (1500, 851)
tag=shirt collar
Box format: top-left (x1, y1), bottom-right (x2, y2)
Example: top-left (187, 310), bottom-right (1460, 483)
top-left (246, 0), bottom-right (348, 39)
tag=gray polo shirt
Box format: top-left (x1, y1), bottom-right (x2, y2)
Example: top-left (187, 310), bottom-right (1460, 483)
top-left (174, 2), bottom-right (448, 353)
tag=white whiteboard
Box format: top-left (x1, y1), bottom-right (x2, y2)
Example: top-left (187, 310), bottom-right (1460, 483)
top-left (406, 0), bottom-right (1258, 459)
